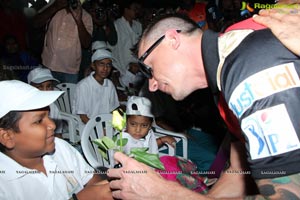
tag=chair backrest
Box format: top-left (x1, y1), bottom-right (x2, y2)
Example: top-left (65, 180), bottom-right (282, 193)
top-left (152, 125), bottom-right (188, 159)
top-left (81, 114), bottom-right (115, 169)
top-left (60, 111), bottom-right (84, 144)
top-left (55, 83), bottom-right (77, 113)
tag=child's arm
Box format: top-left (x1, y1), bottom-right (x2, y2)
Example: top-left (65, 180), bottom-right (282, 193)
top-left (75, 180), bottom-right (113, 200)
top-left (156, 136), bottom-right (177, 148)
top-left (74, 173), bottom-right (113, 199)
top-left (79, 114), bottom-right (90, 124)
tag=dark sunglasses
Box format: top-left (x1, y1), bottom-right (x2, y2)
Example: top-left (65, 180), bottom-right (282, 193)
top-left (138, 30), bottom-right (181, 79)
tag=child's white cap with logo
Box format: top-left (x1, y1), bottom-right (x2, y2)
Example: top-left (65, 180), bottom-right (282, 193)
top-left (126, 96), bottom-right (153, 118)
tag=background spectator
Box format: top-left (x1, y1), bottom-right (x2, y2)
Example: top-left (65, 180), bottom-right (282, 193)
top-left (33, 0), bottom-right (93, 83)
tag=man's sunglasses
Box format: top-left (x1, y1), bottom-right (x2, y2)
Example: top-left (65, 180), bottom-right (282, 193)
top-left (138, 30), bottom-right (181, 79)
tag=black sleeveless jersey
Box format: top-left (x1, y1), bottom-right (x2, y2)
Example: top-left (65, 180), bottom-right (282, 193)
top-left (202, 20), bottom-right (300, 179)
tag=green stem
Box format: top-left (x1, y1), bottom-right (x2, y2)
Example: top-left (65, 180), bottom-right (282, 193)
top-left (120, 131), bottom-right (123, 152)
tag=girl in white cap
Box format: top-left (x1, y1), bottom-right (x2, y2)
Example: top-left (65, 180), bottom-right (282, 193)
top-left (0, 80), bottom-right (113, 200)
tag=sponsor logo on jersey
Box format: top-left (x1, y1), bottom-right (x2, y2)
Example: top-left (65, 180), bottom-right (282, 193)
top-left (241, 104), bottom-right (300, 160)
top-left (229, 62), bottom-right (300, 118)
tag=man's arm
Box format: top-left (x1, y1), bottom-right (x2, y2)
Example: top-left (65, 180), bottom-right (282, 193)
top-left (70, 6), bottom-right (92, 49)
top-left (208, 141), bottom-right (259, 198)
top-left (108, 151), bottom-right (300, 199)
top-left (76, 178), bottom-right (113, 200)
top-left (32, 0), bottom-right (67, 28)
top-left (108, 152), bottom-right (210, 200)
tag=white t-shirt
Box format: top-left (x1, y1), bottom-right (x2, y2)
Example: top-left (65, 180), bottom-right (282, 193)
top-left (119, 70), bottom-right (144, 88)
top-left (109, 17), bottom-right (142, 75)
top-left (73, 72), bottom-right (120, 118)
top-left (121, 129), bottom-right (158, 155)
top-left (0, 138), bottom-right (94, 200)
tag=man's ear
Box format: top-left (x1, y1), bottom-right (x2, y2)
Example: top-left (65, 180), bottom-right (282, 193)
top-left (0, 128), bottom-right (15, 149)
top-left (165, 29), bottom-right (181, 49)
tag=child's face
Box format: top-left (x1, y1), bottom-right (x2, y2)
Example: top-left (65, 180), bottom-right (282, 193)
top-left (126, 115), bottom-right (152, 140)
top-left (31, 81), bottom-right (54, 91)
top-left (6, 109), bottom-right (57, 157)
top-left (5, 38), bottom-right (18, 54)
top-left (92, 59), bottom-right (113, 80)
top-left (128, 62), bottom-right (140, 75)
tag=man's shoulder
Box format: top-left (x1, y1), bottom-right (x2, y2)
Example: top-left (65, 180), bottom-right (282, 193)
top-left (224, 18), bottom-right (266, 33)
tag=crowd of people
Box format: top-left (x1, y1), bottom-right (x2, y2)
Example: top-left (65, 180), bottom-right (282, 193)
top-left (1, 0), bottom-right (300, 199)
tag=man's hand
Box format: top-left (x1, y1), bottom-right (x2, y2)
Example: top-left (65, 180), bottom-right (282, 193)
top-left (253, 8), bottom-right (300, 56)
top-left (107, 152), bottom-right (168, 200)
top-left (70, 3), bottom-right (83, 24)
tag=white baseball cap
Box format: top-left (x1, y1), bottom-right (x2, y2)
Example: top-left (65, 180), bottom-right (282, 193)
top-left (0, 80), bottom-right (64, 118)
top-left (91, 49), bottom-right (114, 63)
top-left (126, 96), bottom-right (153, 118)
top-left (92, 41), bottom-right (107, 52)
top-left (27, 66), bottom-right (59, 84)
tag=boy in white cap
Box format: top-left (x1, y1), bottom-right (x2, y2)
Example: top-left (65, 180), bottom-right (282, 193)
top-left (83, 40), bottom-right (110, 77)
top-left (121, 96), bottom-right (176, 154)
top-left (73, 49), bottom-right (120, 124)
top-left (27, 66), bottom-right (63, 138)
top-left (0, 80), bottom-right (112, 200)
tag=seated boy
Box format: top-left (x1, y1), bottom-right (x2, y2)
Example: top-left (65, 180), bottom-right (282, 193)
top-left (27, 66), bottom-right (63, 138)
top-left (73, 49), bottom-right (120, 124)
top-left (0, 80), bottom-right (112, 200)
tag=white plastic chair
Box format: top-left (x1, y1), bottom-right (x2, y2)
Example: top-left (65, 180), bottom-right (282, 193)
top-left (81, 114), bottom-right (115, 169)
top-left (153, 125), bottom-right (188, 159)
top-left (54, 83), bottom-right (84, 144)
top-left (55, 83), bottom-right (77, 114)
top-left (60, 111), bottom-right (84, 144)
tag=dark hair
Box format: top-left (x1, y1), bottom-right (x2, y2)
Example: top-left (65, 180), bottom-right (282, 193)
top-left (119, 0), bottom-right (141, 14)
top-left (143, 13), bottom-right (200, 38)
top-left (0, 111), bottom-right (22, 152)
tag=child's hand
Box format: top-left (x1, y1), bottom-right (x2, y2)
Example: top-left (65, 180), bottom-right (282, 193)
top-left (159, 136), bottom-right (176, 148)
top-left (77, 182), bottom-right (113, 200)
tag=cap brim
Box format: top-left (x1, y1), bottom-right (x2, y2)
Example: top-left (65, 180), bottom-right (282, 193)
top-left (92, 56), bottom-right (116, 63)
top-left (31, 76), bottom-right (60, 84)
top-left (14, 90), bottom-right (64, 112)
